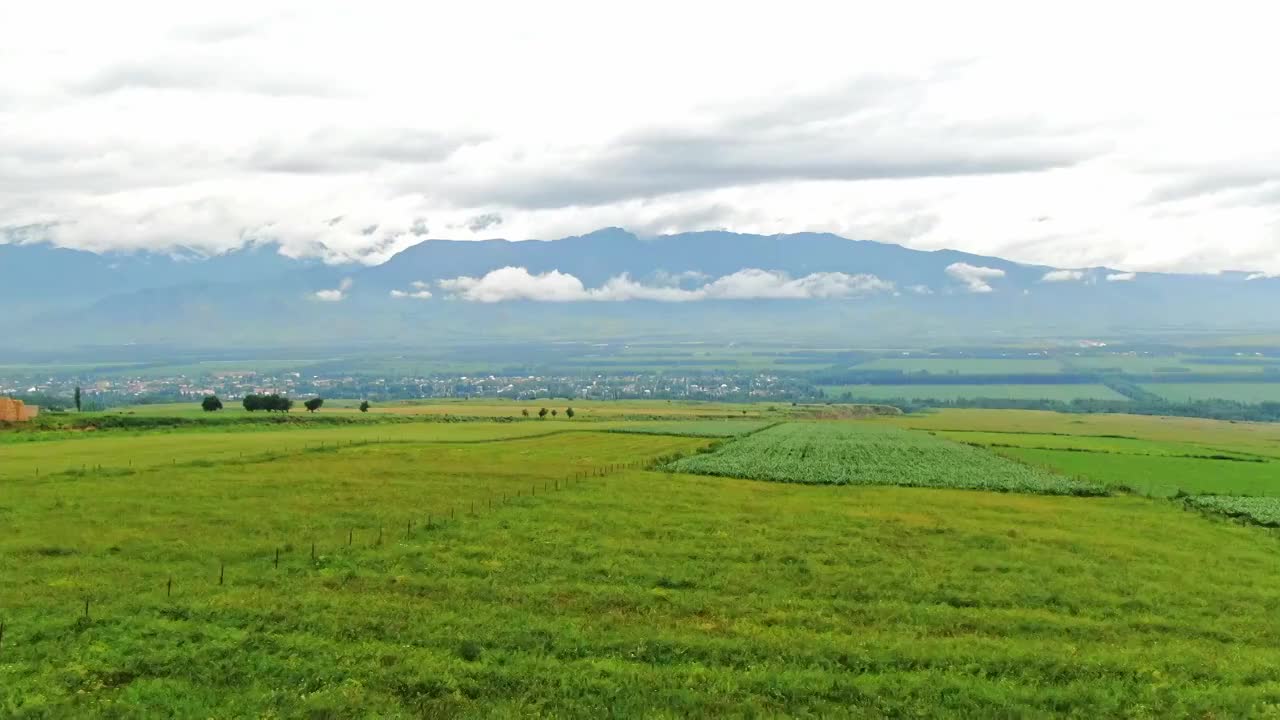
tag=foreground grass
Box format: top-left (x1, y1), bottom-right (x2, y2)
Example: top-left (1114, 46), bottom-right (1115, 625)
top-left (4, 436), bottom-right (1280, 715)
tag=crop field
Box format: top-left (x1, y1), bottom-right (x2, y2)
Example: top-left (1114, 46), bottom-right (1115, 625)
top-left (892, 408), bottom-right (1280, 457)
top-left (821, 383), bottom-right (1128, 401)
top-left (854, 357), bottom-right (1064, 373)
top-left (1186, 495), bottom-right (1280, 526)
top-left (1141, 382), bottom-right (1280, 404)
top-left (5, 407), bottom-right (1280, 715)
top-left (666, 422), bottom-right (1105, 495)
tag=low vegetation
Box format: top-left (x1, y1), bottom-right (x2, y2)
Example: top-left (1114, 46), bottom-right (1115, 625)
top-left (665, 422), bottom-right (1107, 495)
top-left (1185, 495), bottom-right (1280, 526)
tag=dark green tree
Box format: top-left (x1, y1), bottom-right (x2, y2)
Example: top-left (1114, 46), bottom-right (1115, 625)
top-left (538, 407), bottom-right (548, 419)
top-left (201, 395), bottom-right (223, 412)
top-left (74, 386), bottom-right (82, 412)
top-left (565, 407), bottom-right (574, 418)
top-left (522, 409), bottom-right (529, 417)
top-left (304, 398), bottom-right (324, 413)
top-left (551, 409), bottom-right (558, 417)
top-left (359, 400), bottom-right (370, 413)
top-left (243, 394), bottom-right (259, 412)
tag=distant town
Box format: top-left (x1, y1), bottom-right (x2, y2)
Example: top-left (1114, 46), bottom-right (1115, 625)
top-left (0, 370), bottom-right (816, 410)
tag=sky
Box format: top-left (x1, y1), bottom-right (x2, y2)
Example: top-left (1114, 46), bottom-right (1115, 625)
top-left (2, 1), bottom-right (1278, 273)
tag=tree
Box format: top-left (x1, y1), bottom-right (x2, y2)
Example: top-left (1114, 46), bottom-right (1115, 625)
top-left (565, 407), bottom-right (574, 418)
top-left (538, 407), bottom-right (548, 419)
top-left (304, 398), bottom-right (324, 413)
top-left (359, 400), bottom-right (370, 413)
top-left (522, 409), bottom-right (529, 417)
top-left (201, 395), bottom-right (223, 412)
top-left (243, 394), bottom-right (259, 412)
top-left (551, 409), bottom-right (558, 417)
top-left (278, 396), bottom-right (294, 413)
top-left (74, 386), bottom-right (82, 412)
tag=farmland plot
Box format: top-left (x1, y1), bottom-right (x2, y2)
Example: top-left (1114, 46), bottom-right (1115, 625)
top-left (666, 422), bottom-right (1106, 496)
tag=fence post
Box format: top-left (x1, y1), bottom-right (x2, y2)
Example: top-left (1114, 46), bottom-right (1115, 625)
top-left (167, 577), bottom-right (172, 597)
top-left (219, 562), bottom-right (225, 586)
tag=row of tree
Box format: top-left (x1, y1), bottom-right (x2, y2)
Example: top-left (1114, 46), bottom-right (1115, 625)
top-left (522, 407), bottom-right (574, 418)
top-left (202, 395), bottom-right (372, 413)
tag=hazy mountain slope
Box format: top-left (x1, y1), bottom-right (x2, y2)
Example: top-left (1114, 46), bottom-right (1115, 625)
top-left (3, 229), bottom-right (1278, 352)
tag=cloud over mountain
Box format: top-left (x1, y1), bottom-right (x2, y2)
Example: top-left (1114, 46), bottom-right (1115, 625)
top-left (946, 263), bottom-right (1006, 293)
top-left (437, 267), bottom-right (894, 303)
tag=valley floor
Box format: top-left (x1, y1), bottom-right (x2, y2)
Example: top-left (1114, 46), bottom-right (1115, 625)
top-left (2, 405), bottom-right (1279, 717)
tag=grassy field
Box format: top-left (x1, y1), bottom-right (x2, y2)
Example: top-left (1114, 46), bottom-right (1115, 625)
top-left (822, 383), bottom-right (1129, 401)
top-left (1141, 382), bottom-right (1280, 404)
top-left (667, 422), bottom-right (1104, 495)
top-left (5, 407), bottom-right (1280, 715)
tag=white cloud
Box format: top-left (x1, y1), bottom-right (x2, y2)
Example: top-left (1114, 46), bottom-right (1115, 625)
top-left (439, 267), bottom-right (588, 303)
top-left (945, 263), bottom-right (1006, 293)
top-left (907, 284), bottom-right (933, 294)
top-left (700, 269), bottom-right (893, 299)
top-left (1106, 271), bottom-right (1137, 282)
top-left (1247, 272), bottom-right (1277, 281)
top-left (437, 267), bottom-right (894, 302)
top-left (1041, 269), bottom-right (1086, 282)
top-left (390, 279), bottom-right (433, 299)
top-left (313, 277), bottom-right (352, 302)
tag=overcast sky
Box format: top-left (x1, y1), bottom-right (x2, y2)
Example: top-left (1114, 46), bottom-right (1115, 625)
top-left (2, 1), bottom-right (1277, 272)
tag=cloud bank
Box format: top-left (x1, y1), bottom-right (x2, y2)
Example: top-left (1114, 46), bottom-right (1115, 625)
top-left (437, 267), bottom-right (894, 303)
top-left (1106, 272), bottom-right (1137, 282)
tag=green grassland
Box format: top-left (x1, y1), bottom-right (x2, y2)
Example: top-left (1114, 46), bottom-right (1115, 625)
top-left (821, 383), bottom-right (1129, 401)
top-left (995, 447), bottom-right (1280, 498)
top-left (5, 407), bottom-right (1280, 715)
top-left (667, 422), bottom-right (1105, 495)
top-left (1141, 382), bottom-right (1280, 404)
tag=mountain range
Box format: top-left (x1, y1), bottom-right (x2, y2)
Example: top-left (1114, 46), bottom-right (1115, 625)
top-left (3, 228), bottom-right (1278, 355)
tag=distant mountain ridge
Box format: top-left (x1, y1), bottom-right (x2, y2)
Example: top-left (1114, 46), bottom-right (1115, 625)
top-left (3, 228), bottom-right (1278, 352)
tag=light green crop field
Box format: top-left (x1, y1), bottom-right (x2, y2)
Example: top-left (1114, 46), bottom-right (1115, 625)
top-left (1141, 382), bottom-right (1280, 403)
top-left (601, 420), bottom-right (776, 437)
top-left (5, 408), bottom-right (1280, 716)
top-left (892, 408), bottom-right (1280, 458)
top-left (821, 384), bottom-right (1128, 401)
top-left (932, 430), bottom-right (1269, 462)
top-left (854, 357), bottom-right (1063, 373)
